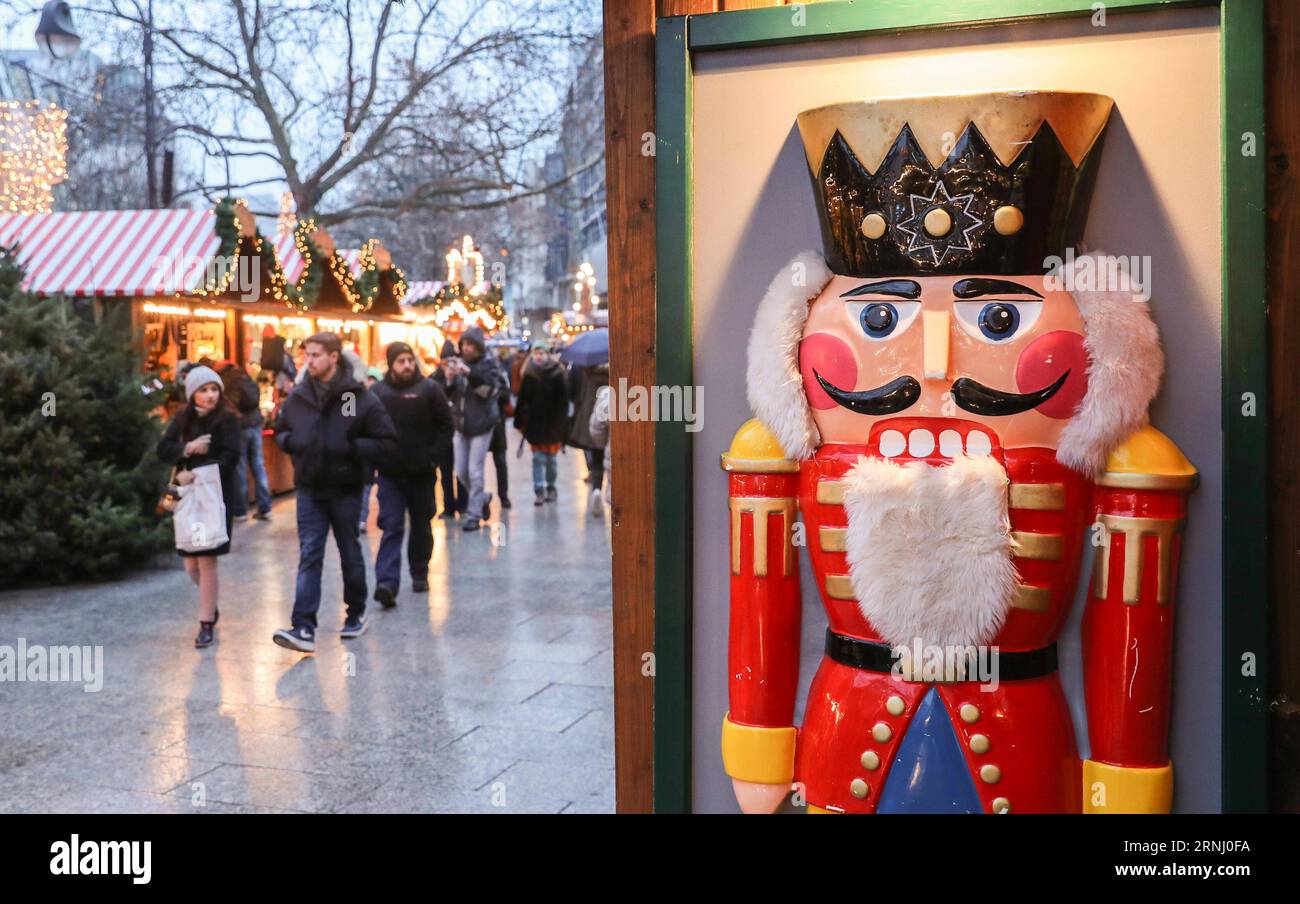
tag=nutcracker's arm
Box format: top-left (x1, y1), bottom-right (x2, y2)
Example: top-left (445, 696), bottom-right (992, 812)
top-left (719, 419), bottom-right (803, 786)
top-left (1081, 426), bottom-right (1197, 813)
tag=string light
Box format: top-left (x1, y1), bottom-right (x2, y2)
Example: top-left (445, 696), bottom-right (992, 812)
top-left (0, 100), bottom-right (68, 214)
top-left (277, 191), bottom-right (295, 236)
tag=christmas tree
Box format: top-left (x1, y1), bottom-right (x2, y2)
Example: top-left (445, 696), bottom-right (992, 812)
top-left (0, 243), bottom-right (171, 586)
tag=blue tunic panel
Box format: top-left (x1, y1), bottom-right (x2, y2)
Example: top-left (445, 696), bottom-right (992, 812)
top-left (876, 687), bottom-right (984, 814)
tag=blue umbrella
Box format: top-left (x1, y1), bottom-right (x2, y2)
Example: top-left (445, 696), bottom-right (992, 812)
top-left (559, 328), bottom-right (609, 367)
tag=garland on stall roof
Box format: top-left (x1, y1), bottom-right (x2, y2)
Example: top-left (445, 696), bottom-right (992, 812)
top-left (188, 197), bottom-right (243, 299)
top-left (387, 266), bottom-right (407, 304)
top-left (284, 219), bottom-right (324, 311)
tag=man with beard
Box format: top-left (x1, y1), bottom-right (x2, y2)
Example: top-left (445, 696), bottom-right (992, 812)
top-left (270, 333), bottom-right (398, 653)
top-left (370, 342), bottom-right (453, 603)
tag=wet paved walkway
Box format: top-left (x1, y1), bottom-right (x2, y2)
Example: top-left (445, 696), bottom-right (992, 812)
top-left (0, 429), bottom-right (614, 813)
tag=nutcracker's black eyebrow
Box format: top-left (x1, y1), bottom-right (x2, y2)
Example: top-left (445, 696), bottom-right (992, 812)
top-left (952, 278), bottom-right (1043, 298)
top-left (841, 279), bottom-right (921, 299)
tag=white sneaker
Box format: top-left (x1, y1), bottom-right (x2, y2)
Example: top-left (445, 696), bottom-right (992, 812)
top-left (590, 488), bottom-right (604, 517)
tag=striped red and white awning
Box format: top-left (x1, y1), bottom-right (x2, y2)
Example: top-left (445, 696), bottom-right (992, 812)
top-left (273, 229), bottom-right (305, 286)
top-left (0, 208), bottom-right (222, 297)
top-left (404, 280), bottom-right (440, 303)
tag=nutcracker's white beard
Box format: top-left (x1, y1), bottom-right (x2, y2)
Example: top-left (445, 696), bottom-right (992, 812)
top-left (841, 454), bottom-right (1018, 650)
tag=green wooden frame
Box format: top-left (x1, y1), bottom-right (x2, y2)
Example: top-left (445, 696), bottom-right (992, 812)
top-left (654, 0), bottom-right (1268, 813)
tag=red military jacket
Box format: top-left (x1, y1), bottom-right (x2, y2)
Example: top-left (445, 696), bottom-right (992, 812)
top-left (721, 417), bottom-right (1195, 814)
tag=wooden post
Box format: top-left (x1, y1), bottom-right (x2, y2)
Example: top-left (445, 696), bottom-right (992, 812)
top-left (1266, 0), bottom-right (1300, 814)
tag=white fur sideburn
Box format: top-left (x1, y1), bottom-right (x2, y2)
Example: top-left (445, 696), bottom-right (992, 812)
top-left (746, 250), bottom-right (832, 460)
top-left (1053, 251), bottom-right (1164, 476)
top-left (842, 455), bottom-right (1018, 650)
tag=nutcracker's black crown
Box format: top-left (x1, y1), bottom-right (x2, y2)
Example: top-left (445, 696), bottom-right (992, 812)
top-left (796, 92), bottom-right (1115, 277)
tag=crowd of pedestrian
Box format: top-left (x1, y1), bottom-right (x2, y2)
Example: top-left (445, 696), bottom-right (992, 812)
top-left (158, 329), bottom-right (610, 650)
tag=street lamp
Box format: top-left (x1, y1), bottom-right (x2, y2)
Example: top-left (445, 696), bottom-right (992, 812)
top-left (35, 2), bottom-right (81, 60)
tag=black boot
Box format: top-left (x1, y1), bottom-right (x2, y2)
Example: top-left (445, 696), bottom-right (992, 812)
top-left (195, 621), bottom-right (215, 648)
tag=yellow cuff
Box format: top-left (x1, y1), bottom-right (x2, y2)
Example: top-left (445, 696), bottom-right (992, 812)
top-left (721, 713), bottom-right (796, 785)
top-left (1082, 760), bottom-right (1173, 814)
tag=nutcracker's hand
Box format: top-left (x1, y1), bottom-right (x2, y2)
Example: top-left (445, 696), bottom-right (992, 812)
top-left (731, 778), bottom-right (791, 814)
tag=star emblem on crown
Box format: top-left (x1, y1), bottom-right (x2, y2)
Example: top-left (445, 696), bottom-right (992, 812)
top-left (895, 180), bottom-right (984, 266)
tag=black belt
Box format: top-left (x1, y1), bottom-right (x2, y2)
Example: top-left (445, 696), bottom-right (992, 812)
top-left (824, 629), bottom-right (1057, 681)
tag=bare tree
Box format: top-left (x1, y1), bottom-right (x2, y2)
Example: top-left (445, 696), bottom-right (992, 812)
top-left (80, 0), bottom-right (590, 225)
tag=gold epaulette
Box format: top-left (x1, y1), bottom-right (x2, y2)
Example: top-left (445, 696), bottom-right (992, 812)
top-left (1096, 426), bottom-right (1198, 491)
top-left (720, 418), bottom-right (798, 473)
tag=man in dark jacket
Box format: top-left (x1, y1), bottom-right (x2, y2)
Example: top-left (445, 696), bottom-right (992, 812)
top-left (444, 326), bottom-right (507, 531)
top-left (217, 360), bottom-right (273, 521)
top-left (270, 332), bottom-right (398, 653)
top-left (370, 342), bottom-right (452, 603)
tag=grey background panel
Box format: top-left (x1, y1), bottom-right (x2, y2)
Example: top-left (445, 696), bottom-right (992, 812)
top-left (687, 7), bottom-right (1222, 814)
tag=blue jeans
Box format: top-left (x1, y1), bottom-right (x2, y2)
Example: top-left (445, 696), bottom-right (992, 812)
top-left (374, 474), bottom-right (435, 591)
top-left (292, 489), bottom-right (366, 631)
top-left (531, 450), bottom-right (557, 493)
top-left (453, 431), bottom-right (493, 519)
top-left (234, 426), bottom-right (272, 516)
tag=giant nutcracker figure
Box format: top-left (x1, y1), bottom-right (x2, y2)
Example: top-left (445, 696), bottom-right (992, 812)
top-left (721, 92), bottom-right (1197, 814)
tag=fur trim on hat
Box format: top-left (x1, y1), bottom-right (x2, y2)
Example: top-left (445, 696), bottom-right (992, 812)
top-left (1052, 251), bottom-right (1164, 476)
top-left (745, 250), bottom-right (832, 460)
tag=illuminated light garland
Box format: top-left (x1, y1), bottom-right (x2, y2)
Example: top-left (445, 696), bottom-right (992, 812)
top-left (277, 192), bottom-right (295, 236)
top-left (143, 301), bottom-right (228, 319)
top-left (0, 100), bottom-right (68, 215)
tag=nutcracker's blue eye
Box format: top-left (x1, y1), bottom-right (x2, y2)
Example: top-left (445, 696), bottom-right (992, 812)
top-left (953, 299), bottom-right (1043, 344)
top-left (861, 303), bottom-right (896, 336)
top-left (978, 303), bottom-right (1019, 339)
top-left (845, 300), bottom-right (921, 341)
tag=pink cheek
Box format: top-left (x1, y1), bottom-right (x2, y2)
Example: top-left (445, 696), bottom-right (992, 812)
top-left (1016, 330), bottom-right (1089, 420)
top-left (799, 332), bottom-right (858, 411)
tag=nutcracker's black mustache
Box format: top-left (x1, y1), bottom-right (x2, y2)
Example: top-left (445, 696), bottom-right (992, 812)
top-left (815, 369), bottom-right (1070, 417)
top-left (814, 372), bottom-right (921, 415)
top-left (951, 370), bottom-right (1071, 416)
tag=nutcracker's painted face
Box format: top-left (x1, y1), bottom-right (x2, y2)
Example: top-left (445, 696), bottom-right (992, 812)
top-left (799, 273), bottom-right (1088, 458)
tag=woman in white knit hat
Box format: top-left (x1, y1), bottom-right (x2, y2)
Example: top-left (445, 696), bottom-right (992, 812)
top-left (157, 365), bottom-right (241, 647)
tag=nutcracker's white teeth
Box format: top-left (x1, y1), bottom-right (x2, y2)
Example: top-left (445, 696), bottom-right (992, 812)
top-left (965, 430), bottom-right (993, 456)
top-left (879, 429), bottom-right (906, 458)
top-left (907, 428), bottom-right (935, 458)
top-left (870, 419), bottom-right (1004, 463)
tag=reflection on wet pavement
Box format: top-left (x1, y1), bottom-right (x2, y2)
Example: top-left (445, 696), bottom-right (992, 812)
top-left (0, 430), bottom-right (614, 813)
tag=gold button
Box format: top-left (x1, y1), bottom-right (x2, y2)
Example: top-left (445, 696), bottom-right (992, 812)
top-left (923, 207), bottom-right (952, 237)
top-left (969, 733), bottom-right (990, 754)
top-left (860, 212), bottom-right (887, 239)
top-left (980, 764), bottom-right (1002, 784)
top-left (861, 750), bottom-right (880, 770)
top-left (872, 722), bottom-right (892, 743)
top-left (992, 797), bottom-right (1011, 814)
top-left (959, 703), bottom-right (980, 724)
top-left (850, 778), bottom-right (869, 799)
top-left (886, 695), bottom-right (905, 716)
top-left (993, 205), bottom-right (1024, 235)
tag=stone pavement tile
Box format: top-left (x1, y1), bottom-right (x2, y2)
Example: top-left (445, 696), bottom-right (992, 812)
top-left (340, 754), bottom-right (517, 813)
top-left (524, 683), bottom-right (612, 712)
top-left (561, 708), bottom-right (614, 739)
top-left (34, 745), bottom-right (224, 797)
top-left (153, 725), bottom-right (353, 775)
top-left (490, 759), bottom-right (615, 811)
top-left (37, 785), bottom-right (194, 815)
top-left (167, 762), bottom-right (382, 813)
top-left (440, 726), bottom-right (614, 769)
